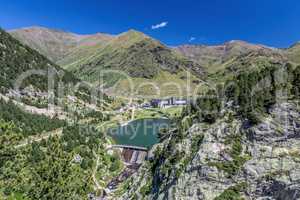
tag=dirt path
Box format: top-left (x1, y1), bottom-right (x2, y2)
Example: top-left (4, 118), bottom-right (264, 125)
top-left (131, 107), bottom-right (135, 120)
top-left (91, 151), bottom-right (113, 198)
top-left (92, 153), bottom-right (103, 191)
top-left (15, 128), bottom-right (63, 149)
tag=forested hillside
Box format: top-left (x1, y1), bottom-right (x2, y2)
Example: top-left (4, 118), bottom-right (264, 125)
top-left (0, 99), bottom-right (64, 139)
top-left (0, 28), bottom-right (77, 91)
top-left (0, 122), bottom-right (122, 199)
top-left (0, 27), bottom-right (120, 199)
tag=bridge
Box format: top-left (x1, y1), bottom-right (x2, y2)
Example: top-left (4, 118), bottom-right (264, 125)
top-left (108, 144), bottom-right (148, 151)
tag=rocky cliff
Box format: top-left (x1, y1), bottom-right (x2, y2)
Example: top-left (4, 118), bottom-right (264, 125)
top-left (118, 57), bottom-right (300, 199)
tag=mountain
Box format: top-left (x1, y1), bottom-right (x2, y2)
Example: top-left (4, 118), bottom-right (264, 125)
top-left (14, 27), bottom-right (298, 98)
top-left (120, 50), bottom-right (300, 199)
top-left (65, 30), bottom-right (204, 81)
top-left (10, 26), bottom-right (114, 63)
top-left (286, 41), bottom-right (300, 64)
top-left (175, 40), bottom-right (271, 70)
top-left (3, 25), bottom-right (300, 199)
top-left (66, 30), bottom-right (204, 97)
top-left (10, 27), bottom-right (203, 97)
top-left (0, 27), bottom-right (77, 91)
top-left (0, 28), bottom-right (120, 200)
top-left (209, 48), bottom-right (287, 83)
top-left (57, 32), bottom-right (114, 67)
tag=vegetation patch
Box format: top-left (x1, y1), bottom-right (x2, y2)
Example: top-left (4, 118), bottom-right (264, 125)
top-left (139, 178), bottom-right (153, 197)
top-left (0, 99), bottom-right (64, 138)
top-left (0, 28), bottom-right (77, 91)
top-left (209, 134), bottom-right (251, 177)
top-left (214, 182), bottom-right (247, 200)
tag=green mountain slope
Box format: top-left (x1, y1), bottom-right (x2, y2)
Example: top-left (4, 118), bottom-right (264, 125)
top-left (11, 27), bottom-right (204, 97)
top-left (10, 26), bottom-right (114, 63)
top-left (207, 48), bottom-right (288, 83)
top-left (175, 40), bottom-right (275, 72)
top-left (66, 30), bottom-right (204, 80)
top-left (9, 26), bottom-right (81, 62)
top-left (62, 30), bottom-right (204, 97)
top-left (286, 42), bottom-right (300, 64)
top-left (0, 28), bottom-right (77, 91)
top-left (0, 28), bottom-right (122, 200)
top-left (57, 32), bottom-right (114, 67)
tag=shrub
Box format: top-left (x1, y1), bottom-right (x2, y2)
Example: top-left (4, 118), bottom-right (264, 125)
top-left (214, 182), bottom-right (247, 200)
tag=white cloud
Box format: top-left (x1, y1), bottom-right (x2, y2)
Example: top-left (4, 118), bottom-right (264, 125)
top-left (189, 37), bottom-right (196, 42)
top-left (151, 21), bottom-right (168, 30)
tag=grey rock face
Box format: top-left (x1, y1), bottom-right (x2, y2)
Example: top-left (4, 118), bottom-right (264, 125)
top-left (119, 101), bottom-right (300, 200)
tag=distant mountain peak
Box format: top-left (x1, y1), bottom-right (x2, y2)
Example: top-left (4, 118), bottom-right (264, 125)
top-left (10, 26), bottom-right (114, 41)
top-left (11, 26), bottom-right (46, 31)
top-left (118, 29), bottom-right (149, 39)
top-left (178, 40), bottom-right (266, 50)
top-left (224, 40), bottom-right (264, 48)
top-left (9, 26), bottom-right (115, 63)
top-left (10, 26), bottom-right (71, 35)
top-left (289, 41), bottom-right (300, 48)
top-left (111, 29), bottom-right (155, 48)
top-left (175, 39), bottom-right (270, 69)
top-left (227, 39), bottom-right (247, 44)
top-left (127, 29), bottom-right (141, 33)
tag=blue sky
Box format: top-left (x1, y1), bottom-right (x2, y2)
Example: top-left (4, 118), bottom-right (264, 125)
top-left (0, 0), bottom-right (299, 47)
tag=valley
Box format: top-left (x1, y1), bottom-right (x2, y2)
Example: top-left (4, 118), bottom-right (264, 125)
top-left (0, 24), bottom-right (300, 200)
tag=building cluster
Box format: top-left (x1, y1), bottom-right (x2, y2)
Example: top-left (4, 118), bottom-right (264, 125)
top-left (148, 97), bottom-right (187, 108)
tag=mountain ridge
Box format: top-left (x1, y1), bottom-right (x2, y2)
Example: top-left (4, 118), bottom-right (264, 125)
top-left (10, 27), bottom-right (204, 97)
top-left (10, 26), bottom-right (115, 63)
top-left (8, 26), bottom-right (300, 97)
top-left (0, 27), bottom-right (78, 91)
top-left (286, 41), bottom-right (300, 64)
top-left (63, 28), bottom-right (205, 97)
top-left (175, 40), bottom-right (271, 69)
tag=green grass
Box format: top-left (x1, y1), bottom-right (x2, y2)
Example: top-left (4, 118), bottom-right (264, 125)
top-left (134, 109), bottom-right (165, 119)
top-left (112, 70), bottom-right (202, 98)
top-left (161, 106), bottom-right (183, 118)
top-left (139, 179), bottom-right (153, 197)
top-left (134, 107), bottom-right (183, 120)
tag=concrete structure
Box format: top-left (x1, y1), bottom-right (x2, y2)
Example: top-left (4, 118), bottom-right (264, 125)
top-left (108, 145), bottom-right (149, 165)
top-left (109, 144), bottom-right (148, 151)
top-left (150, 97), bottom-right (188, 108)
top-left (122, 149), bottom-right (147, 164)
